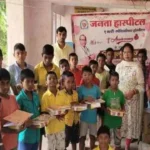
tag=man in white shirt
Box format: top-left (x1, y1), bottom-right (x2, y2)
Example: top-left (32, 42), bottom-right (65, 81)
top-left (53, 26), bottom-right (73, 66)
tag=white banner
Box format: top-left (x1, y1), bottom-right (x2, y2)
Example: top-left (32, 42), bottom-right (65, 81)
top-left (72, 12), bottom-right (150, 65)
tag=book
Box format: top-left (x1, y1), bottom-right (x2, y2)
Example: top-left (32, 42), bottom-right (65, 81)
top-left (85, 99), bottom-right (105, 109)
top-left (108, 108), bottom-right (125, 117)
top-left (71, 104), bottom-right (87, 111)
top-left (4, 110), bottom-right (32, 126)
top-left (47, 106), bottom-right (71, 116)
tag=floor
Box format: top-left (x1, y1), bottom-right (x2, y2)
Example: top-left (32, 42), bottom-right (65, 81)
top-left (41, 136), bottom-right (139, 150)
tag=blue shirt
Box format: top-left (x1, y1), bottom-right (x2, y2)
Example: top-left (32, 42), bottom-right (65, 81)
top-left (8, 62), bottom-right (33, 86)
top-left (16, 90), bottom-right (40, 144)
top-left (77, 85), bottom-right (101, 123)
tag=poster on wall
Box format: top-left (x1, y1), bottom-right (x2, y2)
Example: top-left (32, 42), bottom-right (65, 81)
top-left (71, 12), bottom-right (150, 65)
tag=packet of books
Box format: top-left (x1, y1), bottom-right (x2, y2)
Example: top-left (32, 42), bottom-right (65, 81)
top-left (71, 104), bottom-right (87, 111)
top-left (85, 99), bottom-right (105, 109)
top-left (31, 114), bottom-right (54, 128)
top-left (47, 106), bottom-right (71, 116)
top-left (108, 108), bottom-right (125, 117)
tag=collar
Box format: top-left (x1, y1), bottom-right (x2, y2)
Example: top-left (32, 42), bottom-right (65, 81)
top-left (39, 61), bottom-right (56, 70)
top-left (15, 61), bottom-right (28, 69)
top-left (21, 89), bottom-right (35, 101)
top-left (56, 42), bottom-right (67, 50)
top-left (63, 89), bottom-right (73, 95)
top-left (46, 89), bottom-right (59, 96)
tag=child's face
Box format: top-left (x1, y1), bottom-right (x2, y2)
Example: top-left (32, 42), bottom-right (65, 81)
top-left (97, 57), bottom-right (105, 68)
top-left (109, 76), bottom-right (119, 89)
top-left (98, 134), bottom-right (110, 148)
top-left (69, 56), bottom-right (78, 68)
top-left (14, 50), bottom-right (27, 63)
top-left (63, 76), bottom-right (74, 91)
top-left (22, 78), bottom-right (35, 91)
top-left (46, 74), bottom-right (58, 88)
top-left (60, 63), bottom-right (70, 74)
top-left (90, 64), bottom-right (98, 74)
top-left (123, 47), bottom-right (133, 61)
top-left (106, 51), bottom-right (114, 62)
top-left (138, 53), bottom-right (146, 64)
top-left (0, 80), bottom-right (10, 94)
top-left (82, 71), bottom-right (93, 84)
top-left (42, 54), bottom-right (53, 67)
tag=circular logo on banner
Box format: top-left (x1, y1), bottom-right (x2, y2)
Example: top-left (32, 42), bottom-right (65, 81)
top-left (80, 20), bottom-right (88, 29)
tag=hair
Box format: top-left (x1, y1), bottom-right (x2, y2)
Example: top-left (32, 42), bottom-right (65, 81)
top-left (89, 60), bottom-right (98, 66)
top-left (56, 26), bottom-right (67, 34)
top-left (138, 49), bottom-right (147, 59)
top-left (0, 49), bottom-right (3, 57)
top-left (14, 43), bottom-right (25, 51)
top-left (106, 48), bottom-right (114, 54)
top-left (59, 59), bottom-right (69, 67)
top-left (0, 68), bottom-right (10, 81)
top-left (122, 43), bottom-right (134, 53)
top-left (82, 66), bottom-right (92, 74)
top-left (62, 71), bottom-right (74, 81)
top-left (96, 53), bottom-right (106, 61)
top-left (79, 34), bottom-right (86, 40)
top-left (109, 71), bottom-right (119, 80)
top-left (69, 53), bottom-right (78, 60)
top-left (42, 44), bottom-right (54, 56)
top-left (97, 125), bottom-right (110, 137)
top-left (46, 71), bottom-right (57, 79)
top-left (21, 69), bottom-right (35, 81)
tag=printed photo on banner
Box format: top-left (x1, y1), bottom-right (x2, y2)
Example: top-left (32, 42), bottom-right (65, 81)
top-left (72, 12), bottom-right (150, 65)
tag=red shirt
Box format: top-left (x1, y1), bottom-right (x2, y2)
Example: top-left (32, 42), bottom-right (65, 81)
top-left (80, 75), bottom-right (100, 86)
top-left (70, 68), bottom-right (82, 87)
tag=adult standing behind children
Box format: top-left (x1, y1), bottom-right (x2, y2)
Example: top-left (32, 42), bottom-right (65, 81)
top-left (116, 43), bottom-right (144, 150)
top-left (8, 43), bottom-right (33, 95)
top-left (53, 26), bottom-right (73, 67)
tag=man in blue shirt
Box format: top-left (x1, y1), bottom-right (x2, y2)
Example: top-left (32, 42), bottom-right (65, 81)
top-left (78, 66), bottom-right (100, 150)
top-left (16, 69), bottom-right (40, 150)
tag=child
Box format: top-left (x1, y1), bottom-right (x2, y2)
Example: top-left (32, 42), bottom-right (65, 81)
top-left (0, 68), bottom-right (19, 150)
top-left (16, 69), bottom-right (40, 150)
top-left (93, 126), bottom-right (114, 150)
top-left (34, 44), bottom-right (60, 100)
top-left (41, 71), bottom-right (67, 150)
top-left (96, 53), bottom-right (109, 92)
top-left (103, 72), bottom-right (125, 150)
top-left (105, 48), bottom-right (116, 73)
top-left (78, 66), bottom-right (101, 150)
top-left (80, 60), bottom-right (100, 86)
top-left (61, 71), bottom-right (79, 150)
top-left (8, 43), bottom-right (33, 95)
top-left (59, 59), bottom-right (70, 75)
top-left (69, 53), bottom-right (82, 87)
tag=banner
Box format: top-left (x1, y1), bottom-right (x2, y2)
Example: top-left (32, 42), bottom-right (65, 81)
top-left (71, 12), bottom-right (150, 65)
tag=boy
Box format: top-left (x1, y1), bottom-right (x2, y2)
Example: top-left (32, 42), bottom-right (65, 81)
top-left (93, 126), bottom-right (114, 150)
top-left (103, 72), bottom-right (125, 150)
top-left (69, 53), bottom-right (82, 87)
top-left (0, 68), bottom-right (19, 150)
top-left (105, 48), bottom-right (116, 73)
top-left (60, 71), bottom-right (79, 150)
top-left (78, 66), bottom-right (101, 150)
top-left (59, 59), bottom-right (70, 75)
top-left (16, 69), bottom-right (40, 150)
top-left (41, 71), bottom-right (67, 150)
top-left (96, 53), bottom-right (109, 92)
top-left (80, 60), bottom-right (100, 86)
top-left (8, 43), bottom-right (33, 95)
top-left (34, 44), bottom-right (60, 100)
top-left (53, 26), bottom-right (73, 66)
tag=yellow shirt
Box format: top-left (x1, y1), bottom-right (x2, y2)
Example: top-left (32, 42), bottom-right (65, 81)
top-left (60, 89), bottom-right (79, 126)
top-left (53, 42), bottom-right (73, 67)
top-left (95, 70), bottom-right (109, 90)
top-left (41, 90), bottom-right (66, 134)
top-left (93, 145), bottom-right (114, 150)
top-left (34, 62), bottom-right (60, 99)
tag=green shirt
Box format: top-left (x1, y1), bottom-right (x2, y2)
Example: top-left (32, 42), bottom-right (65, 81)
top-left (103, 88), bottom-right (125, 129)
top-left (16, 90), bottom-right (40, 144)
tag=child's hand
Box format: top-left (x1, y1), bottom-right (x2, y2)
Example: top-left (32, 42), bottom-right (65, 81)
top-left (56, 115), bottom-right (65, 121)
top-left (71, 102), bottom-right (78, 106)
top-left (25, 119), bottom-right (33, 128)
top-left (84, 96), bottom-right (94, 102)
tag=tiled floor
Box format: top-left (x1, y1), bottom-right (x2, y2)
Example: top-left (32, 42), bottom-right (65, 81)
top-left (42, 136), bottom-right (139, 150)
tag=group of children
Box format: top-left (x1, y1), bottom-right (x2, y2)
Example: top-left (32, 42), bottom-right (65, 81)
top-left (0, 42), bottom-right (127, 150)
